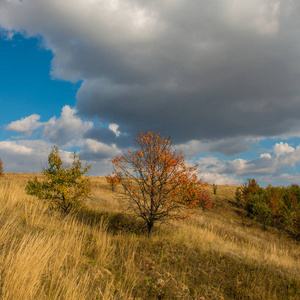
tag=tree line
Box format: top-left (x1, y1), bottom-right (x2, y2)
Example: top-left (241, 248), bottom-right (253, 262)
top-left (237, 179), bottom-right (300, 240)
top-left (2, 131), bottom-right (299, 240)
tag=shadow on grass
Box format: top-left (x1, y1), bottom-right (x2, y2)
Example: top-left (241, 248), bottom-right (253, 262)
top-left (74, 207), bottom-right (148, 235)
top-left (228, 199), bottom-right (241, 208)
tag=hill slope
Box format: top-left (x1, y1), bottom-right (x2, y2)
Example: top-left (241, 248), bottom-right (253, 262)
top-left (0, 173), bottom-right (299, 299)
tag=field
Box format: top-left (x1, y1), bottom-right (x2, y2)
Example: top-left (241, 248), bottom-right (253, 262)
top-left (0, 173), bottom-right (299, 299)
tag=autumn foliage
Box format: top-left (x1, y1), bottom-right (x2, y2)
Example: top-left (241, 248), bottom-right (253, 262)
top-left (26, 146), bottom-right (91, 214)
top-left (111, 131), bottom-right (210, 236)
top-left (105, 174), bottom-right (120, 191)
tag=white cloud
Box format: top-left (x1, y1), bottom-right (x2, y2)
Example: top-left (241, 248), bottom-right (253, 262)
top-left (0, 139), bottom-right (81, 173)
top-left (0, 140), bottom-right (48, 173)
top-left (198, 172), bottom-right (243, 185)
top-left (260, 153), bottom-right (272, 159)
top-left (273, 142), bottom-right (295, 157)
top-left (6, 114), bottom-right (42, 135)
top-left (108, 123), bottom-right (120, 137)
top-left (224, 0), bottom-right (280, 35)
top-left (0, 140), bottom-right (33, 155)
top-left (42, 105), bottom-right (93, 145)
top-left (259, 173), bottom-right (300, 184)
top-left (5, 106), bottom-right (93, 146)
top-left (197, 142), bottom-right (300, 183)
top-left (80, 138), bottom-right (120, 160)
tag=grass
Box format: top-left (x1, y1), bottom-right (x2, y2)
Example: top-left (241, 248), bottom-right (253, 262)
top-left (0, 173), bottom-right (299, 299)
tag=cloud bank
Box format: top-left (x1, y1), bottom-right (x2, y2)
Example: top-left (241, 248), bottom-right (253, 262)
top-left (197, 142), bottom-right (300, 184)
top-left (3, 106), bottom-right (121, 174)
top-left (1, 0), bottom-right (300, 155)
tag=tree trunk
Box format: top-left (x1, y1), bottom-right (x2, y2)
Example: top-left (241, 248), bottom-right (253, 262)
top-left (147, 222), bottom-right (154, 238)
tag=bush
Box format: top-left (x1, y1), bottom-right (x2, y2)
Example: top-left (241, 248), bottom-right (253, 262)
top-left (26, 146), bottom-right (91, 214)
top-left (198, 184), bottom-right (212, 211)
top-left (105, 173), bottom-right (119, 191)
top-left (213, 184), bottom-right (217, 195)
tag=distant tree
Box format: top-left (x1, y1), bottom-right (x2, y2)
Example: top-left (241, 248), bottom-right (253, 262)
top-left (105, 173), bottom-right (120, 192)
top-left (213, 184), bottom-right (217, 195)
top-left (241, 179), bottom-right (300, 239)
top-left (251, 195), bottom-right (272, 230)
top-left (242, 178), bottom-right (262, 200)
top-left (0, 158), bottom-right (3, 176)
top-left (111, 130), bottom-right (209, 237)
top-left (198, 184), bottom-right (212, 211)
top-left (284, 207), bottom-right (300, 240)
top-left (26, 146), bottom-right (91, 214)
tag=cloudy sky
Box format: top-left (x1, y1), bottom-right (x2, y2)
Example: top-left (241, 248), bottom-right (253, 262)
top-left (1, 0), bottom-right (300, 186)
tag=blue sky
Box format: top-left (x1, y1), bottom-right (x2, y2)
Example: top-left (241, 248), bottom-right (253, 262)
top-left (1, 0), bottom-right (300, 186)
top-left (0, 34), bottom-right (79, 124)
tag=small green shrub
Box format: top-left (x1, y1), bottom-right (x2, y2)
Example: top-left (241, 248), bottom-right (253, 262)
top-left (213, 184), bottom-right (217, 195)
top-left (26, 146), bottom-right (91, 214)
top-left (235, 187), bottom-right (242, 203)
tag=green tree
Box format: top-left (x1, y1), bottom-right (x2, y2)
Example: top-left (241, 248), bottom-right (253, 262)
top-left (26, 146), bottom-right (91, 214)
top-left (242, 178), bottom-right (262, 200)
top-left (284, 207), bottom-right (300, 240)
top-left (251, 195), bottom-right (272, 230)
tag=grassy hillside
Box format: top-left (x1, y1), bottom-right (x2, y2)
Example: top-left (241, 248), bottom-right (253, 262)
top-left (0, 173), bottom-right (299, 299)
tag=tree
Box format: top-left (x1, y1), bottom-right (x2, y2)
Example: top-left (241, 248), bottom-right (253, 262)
top-left (111, 131), bottom-right (209, 237)
top-left (251, 195), bottom-right (272, 230)
top-left (197, 184), bottom-right (212, 211)
top-left (105, 173), bottom-right (120, 192)
top-left (26, 146), bottom-right (91, 214)
top-left (0, 158), bottom-right (3, 176)
top-left (242, 178), bottom-right (262, 200)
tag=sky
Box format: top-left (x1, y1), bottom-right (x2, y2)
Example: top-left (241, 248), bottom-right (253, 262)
top-left (1, 0), bottom-right (300, 186)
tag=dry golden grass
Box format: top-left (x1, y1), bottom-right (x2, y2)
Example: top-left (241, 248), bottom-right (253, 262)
top-left (0, 174), bottom-right (135, 299)
top-left (0, 173), bottom-right (299, 299)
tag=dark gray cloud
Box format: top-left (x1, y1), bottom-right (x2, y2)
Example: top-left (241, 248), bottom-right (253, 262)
top-left (1, 0), bottom-right (300, 156)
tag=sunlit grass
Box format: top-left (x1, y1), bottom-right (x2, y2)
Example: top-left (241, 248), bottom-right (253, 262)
top-left (0, 174), bottom-right (299, 299)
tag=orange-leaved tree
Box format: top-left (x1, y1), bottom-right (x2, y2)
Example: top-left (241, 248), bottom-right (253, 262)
top-left (111, 130), bottom-right (209, 236)
top-left (26, 146), bottom-right (91, 214)
top-left (105, 173), bottom-right (120, 192)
